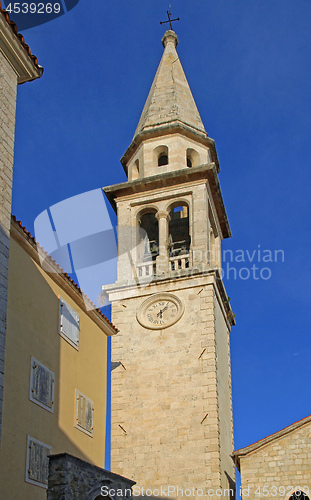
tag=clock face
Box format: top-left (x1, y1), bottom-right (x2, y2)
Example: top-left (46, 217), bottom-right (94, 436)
top-left (137, 293), bottom-right (184, 329)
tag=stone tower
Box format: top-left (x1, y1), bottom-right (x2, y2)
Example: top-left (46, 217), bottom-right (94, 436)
top-left (103, 30), bottom-right (235, 498)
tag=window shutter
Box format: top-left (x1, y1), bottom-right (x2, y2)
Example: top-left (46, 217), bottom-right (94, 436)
top-left (75, 390), bottom-right (94, 436)
top-left (26, 436), bottom-right (52, 488)
top-left (30, 357), bottom-right (54, 412)
top-left (59, 297), bottom-right (80, 349)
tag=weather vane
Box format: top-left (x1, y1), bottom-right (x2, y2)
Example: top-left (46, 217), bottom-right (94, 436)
top-left (160, 6), bottom-right (180, 31)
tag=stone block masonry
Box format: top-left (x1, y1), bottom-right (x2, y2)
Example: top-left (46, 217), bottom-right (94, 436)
top-left (237, 420), bottom-right (311, 500)
top-left (110, 273), bottom-right (235, 499)
top-left (47, 453), bottom-right (135, 500)
top-left (0, 53), bottom-right (17, 441)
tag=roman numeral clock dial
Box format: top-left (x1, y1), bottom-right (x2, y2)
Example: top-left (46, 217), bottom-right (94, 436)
top-left (137, 293), bottom-right (184, 329)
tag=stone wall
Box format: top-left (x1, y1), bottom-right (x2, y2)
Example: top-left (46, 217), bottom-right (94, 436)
top-left (239, 421), bottom-right (311, 499)
top-left (0, 52), bottom-right (17, 440)
top-left (110, 273), bottom-right (235, 499)
top-left (47, 453), bottom-right (135, 500)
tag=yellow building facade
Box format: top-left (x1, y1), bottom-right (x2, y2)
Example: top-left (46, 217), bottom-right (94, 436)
top-left (0, 0), bottom-right (42, 441)
top-left (0, 217), bottom-right (116, 498)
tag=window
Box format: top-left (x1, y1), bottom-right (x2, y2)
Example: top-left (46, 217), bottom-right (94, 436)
top-left (75, 389), bottom-right (94, 437)
top-left (132, 159), bottom-right (139, 180)
top-left (154, 145), bottom-right (168, 167)
top-left (59, 297), bottom-right (80, 349)
top-left (139, 210), bottom-right (159, 262)
top-left (186, 147), bottom-right (200, 168)
top-left (168, 204), bottom-right (190, 258)
top-left (29, 357), bottom-right (54, 413)
top-left (158, 153), bottom-right (168, 166)
top-left (26, 436), bottom-right (52, 488)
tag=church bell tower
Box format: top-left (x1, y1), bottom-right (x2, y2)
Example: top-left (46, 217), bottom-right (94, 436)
top-left (103, 29), bottom-right (235, 498)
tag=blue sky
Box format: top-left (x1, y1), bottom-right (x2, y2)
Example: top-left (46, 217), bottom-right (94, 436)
top-left (9, 0), bottom-right (311, 488)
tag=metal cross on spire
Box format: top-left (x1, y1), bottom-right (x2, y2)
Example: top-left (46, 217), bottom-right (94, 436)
top-left (160, 6), bottom-right (180, 31)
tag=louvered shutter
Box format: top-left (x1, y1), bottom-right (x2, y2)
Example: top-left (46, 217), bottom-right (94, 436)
top-left (75, 390), bottom-right (94, 436)
top-left (30, 357), bottom-right (54, 412)
top-left (59, 297), bottom-right (80, 349)
top-left (26, 436), bottom-right (52, 487)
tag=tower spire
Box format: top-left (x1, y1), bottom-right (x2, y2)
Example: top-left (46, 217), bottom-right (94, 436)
top-left (120, 27), bottom-right (221, 181)
top-left (133, 29), bottom-right (207, 139)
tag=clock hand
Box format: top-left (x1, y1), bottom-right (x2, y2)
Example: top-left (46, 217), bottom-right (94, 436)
top-left (157, 302), bottom-right (170, 317)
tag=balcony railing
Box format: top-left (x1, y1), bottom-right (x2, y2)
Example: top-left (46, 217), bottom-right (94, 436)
top-left (136, 253), bottom-right (191, 277)
top-left (137, 261), bottom-right (156, 278)
top-left (170, 254), bottom-right (190, 271)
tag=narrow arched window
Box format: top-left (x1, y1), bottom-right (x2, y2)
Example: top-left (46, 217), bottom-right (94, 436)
top-left (154, 145), bottom-right (169, 167)
top-left (138, 211), bottom-right (159, 262)
top-left (186, 148), bottom-right (200, 168)
top-left (132, 159), bottom-right (139, 180)
top-left (168, 204), bottom-right (190, 257)
top-left (158, 153), bottom-right (168, 166)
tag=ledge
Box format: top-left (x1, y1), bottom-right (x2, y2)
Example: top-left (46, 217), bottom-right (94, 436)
top-left (0, 4), bottom-right (43, 83)
top-left (121, 120), bottom-right (220, 175)
top-left (103, 163), bottom-right (231, 239)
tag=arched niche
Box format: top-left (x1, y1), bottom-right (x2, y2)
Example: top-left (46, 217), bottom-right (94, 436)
top-left (154, 145), bottom-right (168, 167)
top-left (138, 209), bottom-right (159, 262)
top-left (168, 202), bottom-right (190, 257)
top-left (186, 148), bottom-right (200, 168)
top-left (132, 159), bottom-right (139, 180)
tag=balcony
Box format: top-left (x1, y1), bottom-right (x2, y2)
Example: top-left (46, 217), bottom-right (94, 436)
top-left (137, 261), bottom-right (156, 278)
top-left (136, 251), bottom-right (191, 278)
top-left (170, 254), bottom-right (190, 271)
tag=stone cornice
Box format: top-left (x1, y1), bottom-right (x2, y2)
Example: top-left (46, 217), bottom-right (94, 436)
top-left (121, 121), bottom-right (220, 175)
top-left (103, 163), bottom-right (231, 239)
top-left (103, 269), bottom-right (235, 328)
top-left (0, 11), bottom-right (42, 83)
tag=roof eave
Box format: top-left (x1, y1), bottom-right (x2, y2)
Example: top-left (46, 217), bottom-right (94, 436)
top-left (10, 216), bottom-right (118, 336)
top-left (120, 121), bottom-right (220, 176)
top-left (230, 453), bottom-right (241, 472)
top-left (103, 163), bottom-right (231, 239)
top-left (232, 414), bottom-right (311, 469)
top-left (0, 6), bottom-right (43, 83)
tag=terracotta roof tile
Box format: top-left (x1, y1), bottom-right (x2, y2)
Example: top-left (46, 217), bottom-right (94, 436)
top-left (0, 0), bottom-right (42, 71)
top-left (11, 215), bottom-right (118, 333)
